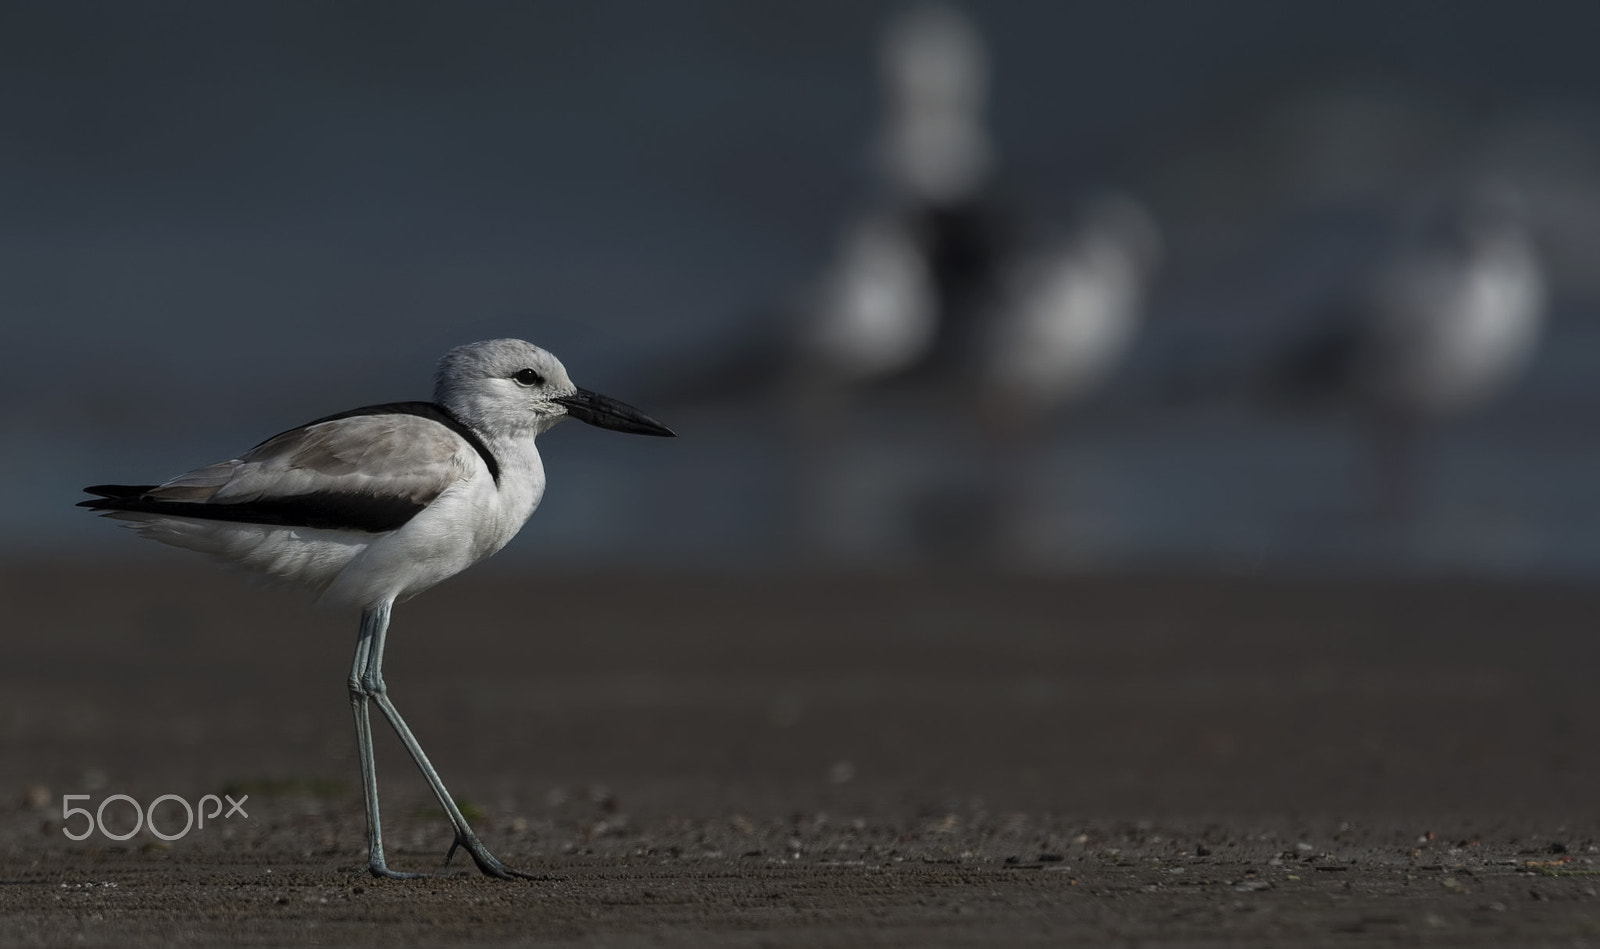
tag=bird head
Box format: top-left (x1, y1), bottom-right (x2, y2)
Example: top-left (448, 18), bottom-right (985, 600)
top-left (435, 339), bottom-right (675, 438)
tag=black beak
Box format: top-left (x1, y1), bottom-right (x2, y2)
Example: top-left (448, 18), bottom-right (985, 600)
top-left (553, 388), bottom-right (676, 437)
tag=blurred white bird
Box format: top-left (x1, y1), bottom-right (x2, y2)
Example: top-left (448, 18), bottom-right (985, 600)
top-left (962, 193), bottom-right (1162, 561)
top-left (982, 193), bottom-right (1163, 427)
top-left (797, 213), bottom-right (939, 385)
top-left (1366, 188), bottom-right (1545, 417)
top-left (1278, 184), bottom-right (1546, 518)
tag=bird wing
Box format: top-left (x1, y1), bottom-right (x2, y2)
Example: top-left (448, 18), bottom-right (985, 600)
top-left (80, 411), bottom-right (483, 532)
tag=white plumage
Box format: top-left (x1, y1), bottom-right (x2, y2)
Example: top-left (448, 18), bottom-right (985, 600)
top-left (983, 193), bottom-right (1162, 412)
top-left (802, 214), bottom-right (938, 383)
top-left (1366, 198), bottom-right (1545, 416)
top-left (96, 344), bottom-right (572, 603)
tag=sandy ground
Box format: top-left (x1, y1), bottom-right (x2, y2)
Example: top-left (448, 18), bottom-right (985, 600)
top-left (3, 562), bottom-right (1600, 946)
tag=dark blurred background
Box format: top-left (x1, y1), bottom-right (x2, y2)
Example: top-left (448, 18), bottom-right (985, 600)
top-left (8, 0), bottom-right (1600, 575)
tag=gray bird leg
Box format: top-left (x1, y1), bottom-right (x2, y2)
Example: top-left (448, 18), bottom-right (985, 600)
top-left (358, 602), bottom-right (537, 880)
top-left (349, 605), bottom-right (423, 879)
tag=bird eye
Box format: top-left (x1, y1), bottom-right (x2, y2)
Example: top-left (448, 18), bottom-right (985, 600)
top-left (513, 368), bottom-right (544, 387)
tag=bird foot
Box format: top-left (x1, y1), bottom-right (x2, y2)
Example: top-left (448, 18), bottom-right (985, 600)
top-left (366, 861), bottom-right (451, 880)
top-left (444, 833), bottom-right (547, 880)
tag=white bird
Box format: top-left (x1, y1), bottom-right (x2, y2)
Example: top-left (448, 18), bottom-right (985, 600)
top-left (1364, 190), bottom-right (1544, 419)
top-left (80, 339), bottom-right (674, 879)
top-left (799, 213), bottom-right (938, 385)
top-left (1276, 185), bottom-right (1545, 518)
top-left (959, 194), bottom-right (1161, 562)
top-left (982, 193), bottom-right (1162, 423)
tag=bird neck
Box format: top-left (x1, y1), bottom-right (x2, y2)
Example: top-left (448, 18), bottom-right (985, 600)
top-left (479, 428), bottom-right (547, 529)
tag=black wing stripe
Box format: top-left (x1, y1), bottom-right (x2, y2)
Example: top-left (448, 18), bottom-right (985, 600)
top-left (259, 401), bottom-right (500, 483)
top-left (82, 484), bottom-right (157, 499)
top-left (78, 401), bottom-right (495, 532)
top-left (77, 491), bottom-right (424, 533)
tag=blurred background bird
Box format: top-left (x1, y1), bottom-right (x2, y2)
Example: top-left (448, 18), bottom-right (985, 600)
top-left (975, 192), bottom-right (1163, 561)
top-left (1271, 183), bottom-right (1545, 523)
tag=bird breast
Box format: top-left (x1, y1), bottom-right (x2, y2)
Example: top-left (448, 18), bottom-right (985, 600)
top-left (325, 437), bottom-right (547, 606)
